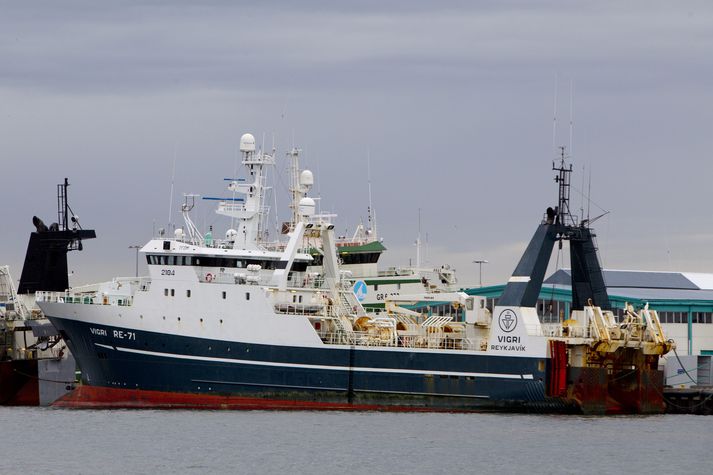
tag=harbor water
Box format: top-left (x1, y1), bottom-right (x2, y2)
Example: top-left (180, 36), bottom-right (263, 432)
top-left (1, 408), bottom-right (708, 474)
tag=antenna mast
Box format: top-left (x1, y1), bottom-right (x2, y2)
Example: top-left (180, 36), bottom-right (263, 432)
top-left (367, 149), bottom-right (377, 240)
top-left (167, 147), bottom-right (177, 233)
top-left (553, 146), bottom-right (574, 226)
top-left (569, 79), bottom-right (574, 156)
top-left (57, 178), bottom-right (69, 231)
top-left (552, 74), bottom-right (558, 153)
top-left (415, 208), bottom-right (422, 269)
top-left (287, 147), bottom-right (302, 230)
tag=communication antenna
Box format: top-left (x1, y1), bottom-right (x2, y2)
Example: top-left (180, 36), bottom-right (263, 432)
top-left (569, 79), bottom-right (574, 156)
top-left (316, 157), bottom-right (322, 216)
top-left (552, 74), bottom-right (558, 153)
top-left (580, 163), bottom-right (586, 226)
top-left (167, 145), bottom-right (177, 233)
top-left (415, 208), bottom-right (422, 269)
top-left (587, 166), bottom-right (592, 224)
top-left (273, 166), bottom-right (280, 241)
top-left (367, 148), bottom-right (378, 240)
top-left (230, 144), bottom-right (241, 231)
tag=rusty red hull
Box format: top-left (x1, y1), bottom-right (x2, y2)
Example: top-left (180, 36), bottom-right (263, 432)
top-left (0, 360), bottom-right (40, 406)
top-left (569, 366), bottom-right (665, 415)
top-left (53, 385), bottom-right (467, 412)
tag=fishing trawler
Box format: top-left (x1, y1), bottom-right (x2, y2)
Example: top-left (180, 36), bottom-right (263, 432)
top-left (1, 179), bottom-right (95, 405)
top-left (38, 137), bottom-right (672, 413)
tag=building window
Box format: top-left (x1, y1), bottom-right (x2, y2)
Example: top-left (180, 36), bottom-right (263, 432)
top-left (693, 312), bottom-right (713, 324)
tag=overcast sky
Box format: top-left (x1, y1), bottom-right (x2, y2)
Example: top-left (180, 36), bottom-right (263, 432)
top-left (1, 0), bottom-right (712, 287)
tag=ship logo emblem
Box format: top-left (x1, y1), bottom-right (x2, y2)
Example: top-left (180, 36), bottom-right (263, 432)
top-left (353, 280), bottom-right (368, 302)
top-left (498, 309), bottom-right (518, 333)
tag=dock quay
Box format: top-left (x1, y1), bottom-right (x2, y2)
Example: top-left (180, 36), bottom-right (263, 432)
top-left (664, 387), bottom-right (713, 415)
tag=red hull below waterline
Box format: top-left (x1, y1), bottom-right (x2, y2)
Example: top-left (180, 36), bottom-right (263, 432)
top-left (52, 386), bottom-right (459, 412)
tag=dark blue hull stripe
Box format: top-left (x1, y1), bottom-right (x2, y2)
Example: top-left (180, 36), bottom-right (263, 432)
top-left (96, 343), bottom-right (532, 380)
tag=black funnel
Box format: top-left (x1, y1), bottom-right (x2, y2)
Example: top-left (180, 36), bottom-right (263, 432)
top-left (17, 179), bottom-right (96, 294)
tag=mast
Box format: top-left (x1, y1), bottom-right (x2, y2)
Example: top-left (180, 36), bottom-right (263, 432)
top-left (553, 146), bottom-right (574, 226)
top-left (285, 146), bottom-right (314, 231)
top-left (57, 178), bottom-right (69, 231)
top-left (415, 208), bottom-right (421, 269)
top-left (367, 149), bottom-right (377, 241)
top-left (215, 133), bottom-right (274, 249)
top-left (499, 148), bottom-right (610, 310)
top-left (287, 147), bottom-right (302, 230)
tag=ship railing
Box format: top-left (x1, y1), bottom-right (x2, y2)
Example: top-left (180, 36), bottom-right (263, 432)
top-left (274, 302), bottom-right (325, 316)
top-left (319, 330), bottom-right (395, 347)
top-left (289, 276), bottom-right (327, 290)
top-left (317, 330), bottom-right (481, 351)
top-left (377, 267), bottom-right (417, 278)
top-left (36, 291), bottom-right (134, 307)
top-left (539, 323), bottom-right (565, 337)
top-left (201, 271), bottom-right (264, 286)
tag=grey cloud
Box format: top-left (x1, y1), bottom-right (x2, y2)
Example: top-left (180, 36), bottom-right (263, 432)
top-left (0, 1), bottom-right (712, 286)
top-left (2, 1), bottom-right (711, 94)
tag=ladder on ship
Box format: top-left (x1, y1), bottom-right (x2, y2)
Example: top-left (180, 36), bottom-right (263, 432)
top-left (327, 291), bottom-right (357, 345)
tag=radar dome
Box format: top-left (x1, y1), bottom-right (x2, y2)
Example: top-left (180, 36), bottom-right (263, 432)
top-left (225, 228), bottom-right (238, 241)
top-left (174, 228), bottom-right (185, 240)
top-left (239, 133), bottom-right (256, 152)
top-left (299, 170), bottom-right (314, 187)
top-left (298, 197), bottom-right (316, 217)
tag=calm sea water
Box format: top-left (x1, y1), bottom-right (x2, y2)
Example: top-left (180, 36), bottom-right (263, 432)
top-left (1, 408), bottom-right (708, 474)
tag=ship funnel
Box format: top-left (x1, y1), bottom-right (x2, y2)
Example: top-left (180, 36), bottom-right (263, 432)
top-left (18, 179), bottom-right (96, 294)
